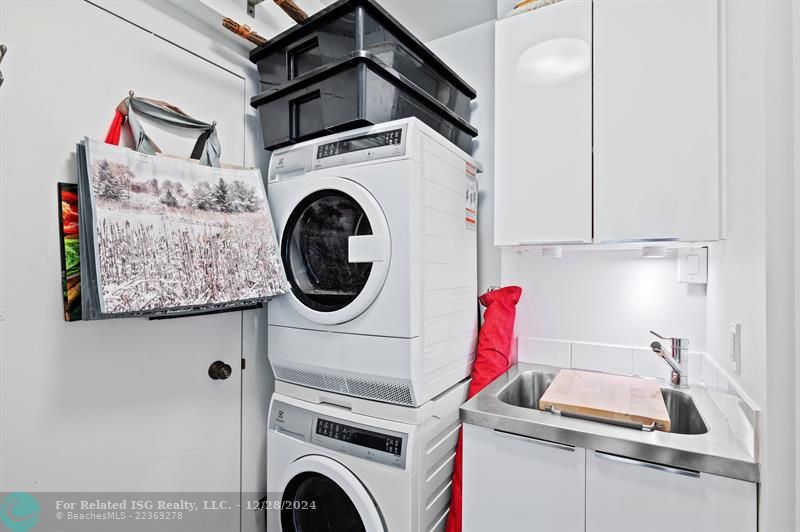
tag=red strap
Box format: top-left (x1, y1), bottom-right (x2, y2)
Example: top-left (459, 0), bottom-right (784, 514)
top-left (104, 110), bottom-right (124, 145)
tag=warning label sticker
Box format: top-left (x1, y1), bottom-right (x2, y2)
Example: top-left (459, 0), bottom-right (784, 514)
top-left (465, 181), bottom-right (477, 230)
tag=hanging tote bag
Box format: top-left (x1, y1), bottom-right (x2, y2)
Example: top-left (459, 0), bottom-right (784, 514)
top-left (77, 94), bottom-right (289, 320)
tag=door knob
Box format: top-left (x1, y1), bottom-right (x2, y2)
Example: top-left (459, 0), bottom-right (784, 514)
top-left (208, 361), bottom-right (232, 380)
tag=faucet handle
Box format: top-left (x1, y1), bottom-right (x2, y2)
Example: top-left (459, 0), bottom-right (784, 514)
top-left (649, 330), bottom-right (669, 340)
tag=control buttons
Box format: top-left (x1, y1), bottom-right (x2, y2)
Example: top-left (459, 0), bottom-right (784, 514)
top-left (385, 130), bottom-right (402, 144)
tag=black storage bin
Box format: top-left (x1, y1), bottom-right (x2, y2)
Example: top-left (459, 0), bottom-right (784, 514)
top-left (248, 0), bottom-right (475, 121)
top-left (251, 53), bottom-right (478, 154)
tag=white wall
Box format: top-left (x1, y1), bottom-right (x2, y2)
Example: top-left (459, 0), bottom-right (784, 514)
top-left (704, 1), bottom-right (797, 529)
top-left (429, 21), bottom-right (502, 295)
top-left (382, 0), bottom-right (497, 42)
top-left (503, 249), bottom-right (707, 354)
top-left (761, 0), bottom-right (797, 529)
top-left (794, 2), bottom-right (800, 525)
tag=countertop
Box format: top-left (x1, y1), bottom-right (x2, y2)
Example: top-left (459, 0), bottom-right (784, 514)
top-left (460, 363), bottom-right (760, 483)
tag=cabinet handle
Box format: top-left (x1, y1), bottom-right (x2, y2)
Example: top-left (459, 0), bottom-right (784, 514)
top-left (515, 240), bottom-right (588, 246)
top-left (593, 451), bottom-right (700, 478)
top-left (494, 430), bottom-right (575, 452)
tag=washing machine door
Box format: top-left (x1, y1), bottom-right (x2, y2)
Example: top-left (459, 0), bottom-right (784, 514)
top-left (279, 455), bottom-right (385, 532)
top-left (280, 176), bottom-right (391, 325)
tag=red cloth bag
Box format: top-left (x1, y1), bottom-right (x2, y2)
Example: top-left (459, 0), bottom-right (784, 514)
top-left (446, 286), bottom-right (523, 532)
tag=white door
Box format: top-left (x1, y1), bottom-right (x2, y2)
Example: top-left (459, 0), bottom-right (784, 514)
top-left (270, 176), bottom-right (391, 325)
top-left (494, 0), bottom-right (592, 246)
top-left (0, 0), bottom-right (247, 525)
top-left (586, 450), bottom-right (756, 532)
top-left (277, 455), bottom-right (385, 532)
top-left (462, 424), bottom-right (586, 532)
top-left (593, 0), bottom-right (720, 242)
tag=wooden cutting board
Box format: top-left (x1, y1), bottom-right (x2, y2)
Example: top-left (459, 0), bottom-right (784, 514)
top-left (539, 369), bottom-right (671, 432)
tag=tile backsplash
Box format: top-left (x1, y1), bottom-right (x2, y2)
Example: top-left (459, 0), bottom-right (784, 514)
top-left (518, 336), bottom-right (760, 461)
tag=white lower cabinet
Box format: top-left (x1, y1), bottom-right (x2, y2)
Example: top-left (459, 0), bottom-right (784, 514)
top-left (462, 424), bottom-right (586, 532)
top-left (586, 450), bottom-right (757, 532)
top-left (463, 425), bottom-right (757, 532)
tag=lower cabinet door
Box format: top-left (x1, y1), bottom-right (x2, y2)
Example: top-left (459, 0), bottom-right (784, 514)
top-left (462, 424), bottom-right (586, 532)
top-left (586, 450), bottom-right (756, 532)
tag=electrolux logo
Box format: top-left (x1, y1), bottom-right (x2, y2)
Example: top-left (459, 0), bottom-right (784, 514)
top-left (0, 493), bottom-right (40, 531)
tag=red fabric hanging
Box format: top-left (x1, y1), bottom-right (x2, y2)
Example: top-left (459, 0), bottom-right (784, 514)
top-left (104, 110), bottom-right (124, 145)
top-left (446, 285), bottom-right (523, 532)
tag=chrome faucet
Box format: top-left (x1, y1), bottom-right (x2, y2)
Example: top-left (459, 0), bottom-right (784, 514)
top-left (649, 331), bottom-right (689, 389)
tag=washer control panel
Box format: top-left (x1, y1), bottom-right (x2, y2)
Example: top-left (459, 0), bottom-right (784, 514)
top-left (315, 418), bottom-right (403, 456)
top-left (270, 401), bottom-right (408, 469)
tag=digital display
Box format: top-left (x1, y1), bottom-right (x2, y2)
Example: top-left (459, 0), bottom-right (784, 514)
top-left (317, 129), bottom-right (402, 159)
top-left (316, 418), bottom-right (402, 456)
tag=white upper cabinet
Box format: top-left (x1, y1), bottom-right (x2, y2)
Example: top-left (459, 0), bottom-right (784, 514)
top-left (494, 0), bottom-right (720, 245)
top-left (593, 0), bottom-right (720, 242)
top-left (494, 0), bottom-right (592, 246)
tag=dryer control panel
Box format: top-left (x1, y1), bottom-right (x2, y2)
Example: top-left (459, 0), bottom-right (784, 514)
top-left (268, 123), bottom-right (409, 181)
top-left (312, 124), bottom-right (408, 171)
top-left (270, 401), bottom-right (408, 469)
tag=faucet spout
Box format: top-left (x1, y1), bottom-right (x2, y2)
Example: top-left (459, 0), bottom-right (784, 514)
top-left (648, 332), bottom-right (690, 389)
top-left (650, 341), bottom-right (682, 375)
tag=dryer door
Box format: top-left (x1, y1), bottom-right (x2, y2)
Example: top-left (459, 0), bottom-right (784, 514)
top-left (280, 176), bottom-right (391, 325)
top-left (279, 454), bottom-right (385, 532)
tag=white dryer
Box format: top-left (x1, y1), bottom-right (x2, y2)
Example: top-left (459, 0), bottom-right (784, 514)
top-left (267, 118), bottom-right (479, 406)
top-left (266, 379), bottom-right (468, 532)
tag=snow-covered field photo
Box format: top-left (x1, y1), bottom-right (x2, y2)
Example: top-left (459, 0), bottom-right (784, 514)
top-left (84, 139), bottom-right (289, 314)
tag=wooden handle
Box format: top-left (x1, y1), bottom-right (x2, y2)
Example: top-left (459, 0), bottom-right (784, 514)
top-left (273, 0), bottom-right (309, 23)
top-left (222, 17), bottom-right (268, 46)
top-left (514, 0), bottom-right (538, 9)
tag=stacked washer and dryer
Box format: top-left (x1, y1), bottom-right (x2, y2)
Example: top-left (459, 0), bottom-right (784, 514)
top-left (265, 118), bottom-right (480, 532)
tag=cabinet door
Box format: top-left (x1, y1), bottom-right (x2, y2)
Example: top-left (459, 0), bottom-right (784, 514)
top-left (586, 451), bottom-right (756, 532)
top-left (463, 424), bottom-right (586, 532)
top-left (593, 0), bottom-right (720, 242)
top-left (494, 1), bottom-right (592, 246)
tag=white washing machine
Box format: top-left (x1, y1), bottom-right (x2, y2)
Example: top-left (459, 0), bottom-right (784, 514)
top-left (266, 379), bottom-right (468, 532)
top-left (267, 118), bottom-right (480, 406)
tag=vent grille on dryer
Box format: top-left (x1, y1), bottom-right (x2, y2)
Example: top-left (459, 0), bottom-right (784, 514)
top-left (272, 363), bottom-right (414, 405)
top-left (345, 375), bottom-right (414, 405)
top-left (272, 363), bottom-right (348, 394)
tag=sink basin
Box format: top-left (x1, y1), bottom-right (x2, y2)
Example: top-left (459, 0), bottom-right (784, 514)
top-left (497, 370), bottom-right (708, 435)
top-left (496, 370), bottom-right (558, 409)
top-left (661, 388), bottom-right (708, 434)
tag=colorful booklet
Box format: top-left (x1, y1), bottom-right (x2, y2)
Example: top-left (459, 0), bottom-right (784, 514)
top-left (76, 138), bottom-right (290, 319)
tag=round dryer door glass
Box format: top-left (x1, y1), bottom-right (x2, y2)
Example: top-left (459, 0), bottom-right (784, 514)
top-left (281, 473), bottom-right (366, 532)
top-left (282, 190), bottom-right (373, 312)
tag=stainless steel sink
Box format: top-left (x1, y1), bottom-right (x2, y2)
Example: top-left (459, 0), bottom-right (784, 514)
top-left (497, 370), bottom-right (708, 435)
top-left (497, 370), bottom-right (558, 409)
top-left (661, 388), bottom-right (708, 434)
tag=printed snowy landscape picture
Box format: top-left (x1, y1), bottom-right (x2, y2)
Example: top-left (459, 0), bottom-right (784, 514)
top-left (83, 139), bottom-right (289, 314)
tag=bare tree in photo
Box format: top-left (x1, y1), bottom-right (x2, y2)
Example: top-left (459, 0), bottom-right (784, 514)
top-left (161, 189), bottom-right (179, 208)
top-left (229, 180), bottom-right (260, 213)
top-left (93, 160), bottom-right (123, 200)
top-left (191, 181), bottom-right (214, 210)
top-left (213, 178), bottom-right (232, 213)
